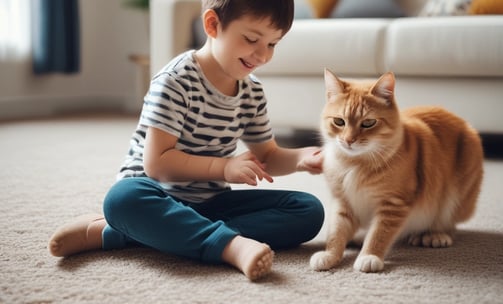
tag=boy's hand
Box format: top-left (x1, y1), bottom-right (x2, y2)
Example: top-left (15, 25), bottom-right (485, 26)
top-left (297, 147), bottom-right (323, 175)
top-left (224, 151), bottom-right (274, 186)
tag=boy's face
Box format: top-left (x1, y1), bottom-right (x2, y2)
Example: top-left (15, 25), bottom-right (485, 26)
top-left (212, 15), bottom-right (283, 80)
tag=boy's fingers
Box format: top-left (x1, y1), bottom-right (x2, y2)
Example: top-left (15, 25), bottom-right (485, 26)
top-left (263, 174), bottom-right (274, 183)
top-left (250, 162), bottom-right (273, 184)
top-left (242, 169), bottom-right (258, 186)
top-left (259, 167), bottom-right (273, 183)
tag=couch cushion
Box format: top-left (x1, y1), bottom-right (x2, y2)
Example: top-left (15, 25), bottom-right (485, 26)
top-left (469, 0), bottom-right (503, 14)
top-left (295, 0), bottom-right (316, 19)
top-left (330, 0), bottom-right (405, 18)
top-left (384, 16), bottom-right (503, 77)
top-left (307, 0), bottom-right (339, 18)
top-left (395, 0), bottom-right (429, 16)
top-left (256, 19), bottom-right (392, 76)
top-left (418, 0), bottom-right (472, 16)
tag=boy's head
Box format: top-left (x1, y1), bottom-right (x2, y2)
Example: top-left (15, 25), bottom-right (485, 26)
top-left (201, 0), bottom-right (295, 35)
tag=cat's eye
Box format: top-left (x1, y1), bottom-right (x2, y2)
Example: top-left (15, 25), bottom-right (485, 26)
top-left (332, 118), bottom-right (345, 127)
top-left (361, 119), bottom-right (377, 128)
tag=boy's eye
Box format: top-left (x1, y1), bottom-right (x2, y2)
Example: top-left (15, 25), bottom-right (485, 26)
top-left (244, 36), bottom-right (258, 44)
top-left (361, 119), bottom-right (377, 128)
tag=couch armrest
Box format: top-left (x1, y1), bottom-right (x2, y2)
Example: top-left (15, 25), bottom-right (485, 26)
top-left (150, 0), bottom-right (201, 76)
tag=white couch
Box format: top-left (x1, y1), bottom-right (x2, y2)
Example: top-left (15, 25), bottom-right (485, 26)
top-left (150, 0), bottom-right (503, 133)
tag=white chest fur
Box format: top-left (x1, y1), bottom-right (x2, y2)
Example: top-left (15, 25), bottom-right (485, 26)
top-left (323, 141), bottom-right (440, 236)
top-left (323, 142), bottom-right (376, 228)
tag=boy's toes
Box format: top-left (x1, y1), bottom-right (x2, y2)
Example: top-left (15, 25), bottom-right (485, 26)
top-left (246, 247), bottom-right (274, 281)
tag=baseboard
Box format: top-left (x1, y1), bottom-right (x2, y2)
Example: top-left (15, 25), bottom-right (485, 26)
top-left (0, 95), bottom-right (138, 121)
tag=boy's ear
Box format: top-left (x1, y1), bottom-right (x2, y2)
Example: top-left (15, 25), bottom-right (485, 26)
top-left (202, 9), bottom-right (220, 39)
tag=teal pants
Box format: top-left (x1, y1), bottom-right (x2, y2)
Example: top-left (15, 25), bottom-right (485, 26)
top-left (102, 177), bottom-right (324, 263)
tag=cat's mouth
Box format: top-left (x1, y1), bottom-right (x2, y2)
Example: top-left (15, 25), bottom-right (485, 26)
top-left (338, 141), bottom-right (366, 156)
top-left (340, 143), bottom-right (356, 151)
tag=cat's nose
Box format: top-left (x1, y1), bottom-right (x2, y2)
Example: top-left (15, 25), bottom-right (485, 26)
top-left (345, 137), bottom-right (357, 146)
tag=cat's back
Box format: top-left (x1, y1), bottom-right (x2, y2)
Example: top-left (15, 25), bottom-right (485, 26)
top-left (401, 106), bottom-right (482, 152)
top-left (402, 106), bottom-right (470, 132)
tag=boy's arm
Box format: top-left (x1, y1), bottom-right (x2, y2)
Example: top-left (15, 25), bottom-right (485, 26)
top-left (143, 127), bottom-right (272, 185)
top-left (247, 139), bottom-right (323, 177)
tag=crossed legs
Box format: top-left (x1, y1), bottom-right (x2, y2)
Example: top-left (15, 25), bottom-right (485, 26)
top-left (48, 177), bottom-right (324, 281)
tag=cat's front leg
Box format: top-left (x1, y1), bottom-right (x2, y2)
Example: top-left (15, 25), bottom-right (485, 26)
top-left (310, 208), bottom-right (356, 271)
top-left (355, 200), bottom-right (410, 273)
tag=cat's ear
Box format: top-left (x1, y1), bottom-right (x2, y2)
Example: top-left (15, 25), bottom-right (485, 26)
top-left (371, 72), bottom-right (395, 104)
top-left (324, 68), bottom-right (345, 101)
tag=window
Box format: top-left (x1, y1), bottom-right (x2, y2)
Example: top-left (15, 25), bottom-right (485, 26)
top-left (0, 0), bottom-right (31, 61)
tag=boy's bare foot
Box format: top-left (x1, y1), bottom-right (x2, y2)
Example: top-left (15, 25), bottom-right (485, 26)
top-left (48, 214), bottom-right (106, 257)
top-left (221, 235), bottom-right (274, 281)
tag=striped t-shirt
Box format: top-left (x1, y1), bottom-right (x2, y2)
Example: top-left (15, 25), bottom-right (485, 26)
top-left (118, 50), bottom-right (274, 203)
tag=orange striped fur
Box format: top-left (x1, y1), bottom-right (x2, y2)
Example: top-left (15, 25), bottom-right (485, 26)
top-left (310, 69), bottom-right (484, 273)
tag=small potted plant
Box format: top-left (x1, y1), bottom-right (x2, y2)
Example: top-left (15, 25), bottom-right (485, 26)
top-left (122, 0), bottom-right (149, 10)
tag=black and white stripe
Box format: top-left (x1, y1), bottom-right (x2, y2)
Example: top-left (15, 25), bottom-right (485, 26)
top-left (118, 50), bottom-right (273, 203)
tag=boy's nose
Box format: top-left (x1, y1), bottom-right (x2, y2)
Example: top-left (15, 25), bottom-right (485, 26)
top-left (253, 46), bottom-right (269, 64)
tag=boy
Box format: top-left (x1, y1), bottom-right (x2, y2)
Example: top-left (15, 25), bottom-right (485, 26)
top-left (49, 0), bottom-right (324, 281)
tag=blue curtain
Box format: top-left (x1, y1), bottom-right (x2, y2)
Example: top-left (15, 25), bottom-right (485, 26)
top-left (32, 0), bottom-right (80, 74)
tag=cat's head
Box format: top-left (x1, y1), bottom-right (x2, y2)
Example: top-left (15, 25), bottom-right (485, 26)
top-left (321, 69), bottom-right (402, 158)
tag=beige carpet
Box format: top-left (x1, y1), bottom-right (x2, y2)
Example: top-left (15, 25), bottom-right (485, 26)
top-left (1, 114), bottom-right (502, 304)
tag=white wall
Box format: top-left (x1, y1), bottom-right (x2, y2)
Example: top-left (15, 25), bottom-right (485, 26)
top-left (0, 0), bottom-right (150, 120)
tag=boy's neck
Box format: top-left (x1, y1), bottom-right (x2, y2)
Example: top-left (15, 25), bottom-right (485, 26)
top-left (194, 45), bottom-right (240, 97)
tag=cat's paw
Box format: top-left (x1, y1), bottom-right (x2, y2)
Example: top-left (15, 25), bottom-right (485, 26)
top-left (408, 232), bottom-right (453, 248)
top-left (310, 250), bottom-right (341, 271)
top-left (353, 254), bottom-right (384, 273)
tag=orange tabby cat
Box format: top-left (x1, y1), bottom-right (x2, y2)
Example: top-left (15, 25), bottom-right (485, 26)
top-left (310, 69), bottom-right (484, 273)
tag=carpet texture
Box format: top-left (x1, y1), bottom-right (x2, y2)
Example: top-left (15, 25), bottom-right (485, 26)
top-left (1, 115), bottom-right (502, 304)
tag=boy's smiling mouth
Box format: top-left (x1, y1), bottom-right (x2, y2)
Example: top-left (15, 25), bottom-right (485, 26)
top-left (240, 58), bottom-right (255, 69)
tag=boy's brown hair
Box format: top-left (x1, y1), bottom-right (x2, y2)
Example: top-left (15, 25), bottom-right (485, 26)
top-left (201, 0), bottom-right (295, 35)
